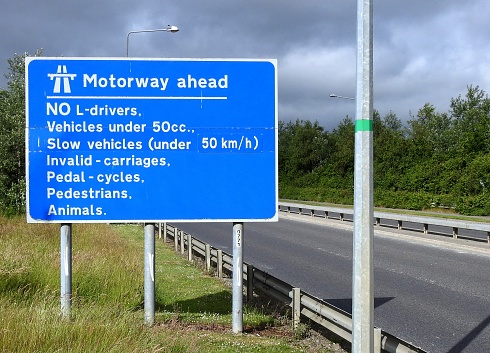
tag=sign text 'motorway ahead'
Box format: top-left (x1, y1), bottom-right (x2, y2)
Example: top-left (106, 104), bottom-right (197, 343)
top-left (26, 58), bottom-right (278, 223)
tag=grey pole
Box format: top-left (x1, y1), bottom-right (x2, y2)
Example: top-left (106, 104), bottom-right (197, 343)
top-left (144, 223), bottom-right (156, 326)
top-left (232, 222), bottom-right (244, 333)
top-left (60, 223), bottom-right (72, 320)
top-left (352, 0), bottom-right (374, 352)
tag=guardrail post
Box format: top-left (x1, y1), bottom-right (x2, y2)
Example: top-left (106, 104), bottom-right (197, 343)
top-left (205, 244), bottom-right (211, 271)
top-left (292, 287), bottom-right (301, 330)
top-left (340, 213), bottom-right (344, 221)
top-left (187, 233), bottom-right (193, 261)
top-left (374, 327), bottom-right (382, 353)
top-left (324, 211), bottom-right (329, 219)
top-left (375, 217), bottom-right (380, 226)
top-left (180, 231), bottom-right (185, 255)
top-left (452, 227), bottom-right (458, 239)
top-left (174, 227), bottom-right (178, 252)
top-left (398, 220), bottom-right (402, 230)
top-left (310, 209), bottom-right (314, 217)
top-left (487, 231), bottom-right (490, 244)
top-left (246, 264), bottom-right (254, 302)
top-left (423, 223), bottom-right (429, 234)
top-left (217, 249), bottom-right (223, 278)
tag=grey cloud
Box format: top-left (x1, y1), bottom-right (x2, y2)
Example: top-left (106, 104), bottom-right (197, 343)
top-left (2, 1), bottom-right (489, 130)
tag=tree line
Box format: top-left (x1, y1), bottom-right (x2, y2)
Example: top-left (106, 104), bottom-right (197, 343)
top-left (280, 85), bottom-right (490, 215)
top-left (0, 52), bottom-right (37, 215)
top-left (1, 52), bottom-right (489, 216)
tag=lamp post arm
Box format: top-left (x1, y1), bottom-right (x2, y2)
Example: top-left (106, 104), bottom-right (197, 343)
top-left (330, 94), bottom-right (355, 100)
top-left (126, 26), bottom-right (179, 57)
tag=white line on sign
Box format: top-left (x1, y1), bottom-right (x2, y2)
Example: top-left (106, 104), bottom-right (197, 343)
top-left (46, 96), bottom-right (228, 100)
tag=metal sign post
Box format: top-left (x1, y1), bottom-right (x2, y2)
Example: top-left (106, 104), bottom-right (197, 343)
top-left (60, 223), bottom-right (72, 319)
top-left (352, 0), bottom-right (374, 352)
top-left (144, 223), bottom-right (156, 325)
top-left (232, 222), bottom-right (244, 333)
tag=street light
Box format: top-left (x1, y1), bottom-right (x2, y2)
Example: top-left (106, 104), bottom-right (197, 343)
top-left (352, 0), bottom-right (374, 352)
top-left (126, 25), bottom-right (179, 57)
top-left (329, 93), bottom-right (355, 100)
top-left (125, 24), bottom-right (178, 327)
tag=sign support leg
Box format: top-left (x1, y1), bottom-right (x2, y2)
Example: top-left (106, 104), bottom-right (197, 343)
top-left (60, 223), bottom-right (72, 320)
top-left (144, 223), bottom-right (156, 326)
top-left (232, 222), bottom-right (243, 333)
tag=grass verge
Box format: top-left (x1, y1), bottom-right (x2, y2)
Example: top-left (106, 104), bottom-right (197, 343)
top-left (0, 216), bottom-right (342, 352)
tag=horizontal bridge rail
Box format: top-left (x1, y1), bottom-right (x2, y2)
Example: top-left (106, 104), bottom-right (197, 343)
top-left (279, 201), bottom-right (490, 244)
top-left (158, 222), bottom-right (426, 353)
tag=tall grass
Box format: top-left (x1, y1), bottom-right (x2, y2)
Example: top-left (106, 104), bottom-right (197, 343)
top-left (0, 217), bottom-right (317, 353)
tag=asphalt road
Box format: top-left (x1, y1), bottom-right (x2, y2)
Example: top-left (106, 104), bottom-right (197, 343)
top-left (173, 213), bottom-right (490, 353)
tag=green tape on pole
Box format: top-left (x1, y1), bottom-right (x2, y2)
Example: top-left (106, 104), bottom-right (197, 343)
top-left (355, 119), bottom-right (373, 132)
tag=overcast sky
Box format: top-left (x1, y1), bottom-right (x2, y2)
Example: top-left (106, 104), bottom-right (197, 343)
top-left (2, 1), bottom-right (489, 131)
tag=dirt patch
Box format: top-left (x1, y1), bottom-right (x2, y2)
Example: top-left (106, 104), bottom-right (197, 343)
top-left (155, 320), bottom-right (349, 353)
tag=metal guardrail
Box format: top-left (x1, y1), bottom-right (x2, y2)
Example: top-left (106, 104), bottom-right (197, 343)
top-left (279, 201), bottom-right (490, 244)
top-left (158, 223), bottom-right (426, 353)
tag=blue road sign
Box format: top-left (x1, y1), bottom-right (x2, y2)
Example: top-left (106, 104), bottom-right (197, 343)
top-left (25, 58), bottom-right (278, 222)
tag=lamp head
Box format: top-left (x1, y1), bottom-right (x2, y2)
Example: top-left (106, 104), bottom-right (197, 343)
top-left (167, 25), bottom-right (179, 33)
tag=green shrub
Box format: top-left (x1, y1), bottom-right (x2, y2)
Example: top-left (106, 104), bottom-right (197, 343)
top-left (0, 176), bottom-right (25, 216)
top-left (374, 190), bottom-right (433, 210)
top-left (279, 184), bottom-right (353, 205)
top-left (455, 194), bottom-right (490, 216)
